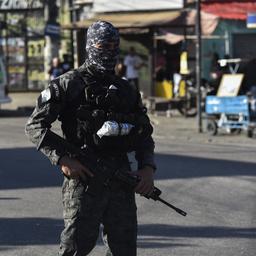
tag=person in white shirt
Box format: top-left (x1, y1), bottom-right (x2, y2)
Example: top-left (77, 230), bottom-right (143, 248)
top-left (124, 47), bottom-right (143, 90)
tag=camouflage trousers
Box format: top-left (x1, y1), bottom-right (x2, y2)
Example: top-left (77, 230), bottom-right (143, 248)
top-left (58, 174), bottom-right (137, 256)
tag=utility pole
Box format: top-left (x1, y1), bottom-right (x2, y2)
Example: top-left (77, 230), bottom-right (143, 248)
top-left (152, 28), bottom-right (157, 97)
top-left (68, 0), bottom-right (75, 68)
top-left (4, 13), bottom-right (9, 86)
top-left (23, 11), bottom-right (28, 90)
top-left (196, 0), bottom-right (202, 133)
top-left (69, 0), bottom-right (79, 68)
top-left (44, 0), bottom-right (60, 83)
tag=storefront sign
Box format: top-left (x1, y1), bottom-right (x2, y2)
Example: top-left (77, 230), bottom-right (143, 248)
top-left (247, 13), bottom-right (256, 29)
top-left (0, 0), bottom-right (43, 10)
top-left (45, 23), bottom-right (60, 39)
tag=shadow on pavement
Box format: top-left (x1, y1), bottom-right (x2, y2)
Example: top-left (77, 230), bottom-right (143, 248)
top-left (0, 107), bottom-right (34, 117)
top-left (0, 217), bottom-right (62, 246)
top-left (137, 224), bottom-right (256, 249)
top-left (0, 148), bottom-right (256, 190)
top-left (0, 197), bottom-right (21, 200)
top-left (155, 153), bottom-right (256, 180)
top-left (0, 148), bottom-right (62, 190)
top-left (0, 218), bottom-right (255, 248)
top-left (137, 239), bottom-right (194, 249)
top-left (138, 224), bottom-right (256, 239)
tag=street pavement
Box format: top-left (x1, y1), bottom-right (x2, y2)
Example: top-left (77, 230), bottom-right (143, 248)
top-left (0, 100), bottom-right (255, 256)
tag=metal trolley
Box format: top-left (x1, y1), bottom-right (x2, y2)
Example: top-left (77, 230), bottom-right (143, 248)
top-left (205, 95), bottom-right (256, 137)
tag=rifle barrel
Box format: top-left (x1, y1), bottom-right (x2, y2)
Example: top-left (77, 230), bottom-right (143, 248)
top-left (158, 197), bottom-right (187, 217)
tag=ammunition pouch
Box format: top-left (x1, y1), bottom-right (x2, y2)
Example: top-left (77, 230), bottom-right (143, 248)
top-left (76, 105), bottom-right (153, 152)
top-left (74, 70), bottom-right (152, 152)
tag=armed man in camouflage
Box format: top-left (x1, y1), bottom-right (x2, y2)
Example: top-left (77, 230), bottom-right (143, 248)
top-left (25, 21), bottom-right (156, 256)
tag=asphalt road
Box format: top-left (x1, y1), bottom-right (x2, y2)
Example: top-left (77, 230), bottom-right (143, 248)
top-left (0, 113), bottom-right (255, 256)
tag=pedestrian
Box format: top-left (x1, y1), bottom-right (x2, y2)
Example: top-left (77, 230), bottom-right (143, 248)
top-left (25, 20), bottom-right (156, 256)
top-left (124, 46), bottom-right (143, 90)
top-left (48, 57), bottom-right (63, 81)
top-left (115, 57), bottom-right (126, 79)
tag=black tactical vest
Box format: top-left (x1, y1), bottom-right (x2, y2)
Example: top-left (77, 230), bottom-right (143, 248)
top-left (74, 68), bottom-right (153, 153)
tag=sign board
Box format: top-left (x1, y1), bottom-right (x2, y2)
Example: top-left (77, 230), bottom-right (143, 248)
top-left (180, 51), bottom-right (189, 75)
top-left (217, 74), bottom-right (244, 97)
top-left (0, 0), bottom-right (43, 11)
top-left (28, 39), bottom-right (45, 90)
top-left (247, 13), bottom-right (256, 29)
top-left (45, 23), bottom-right (60, 39)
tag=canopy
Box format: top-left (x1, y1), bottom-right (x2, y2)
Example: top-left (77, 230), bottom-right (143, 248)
top-left (63, 10), bottom-right (181, 30)
top-left (202, 1), bottom-right (256, 20)
top-left (91, 0), bottom-right (183, 12)
top-left (74, 0), bottom-right (183, 12)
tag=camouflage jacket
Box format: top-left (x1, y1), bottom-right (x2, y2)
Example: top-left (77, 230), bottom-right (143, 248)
top-left (25, 64), bottom-right (156, 170)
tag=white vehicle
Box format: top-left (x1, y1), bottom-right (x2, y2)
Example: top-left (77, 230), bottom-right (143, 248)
top-left (0, 57), bottom-right (11, 106)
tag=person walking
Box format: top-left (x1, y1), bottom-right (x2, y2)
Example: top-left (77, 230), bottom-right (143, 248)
top-left (124, 46), bottom-right (143, 90)
top-left (25, 21), bottom-right (156, 256)
top-left (48, 57), bottom-right (63, 81)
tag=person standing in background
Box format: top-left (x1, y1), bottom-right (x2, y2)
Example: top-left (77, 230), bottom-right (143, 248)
top-left (124, 47), bottom-right (143, 90)
top-left (48, 57), bottom-right (63, 81)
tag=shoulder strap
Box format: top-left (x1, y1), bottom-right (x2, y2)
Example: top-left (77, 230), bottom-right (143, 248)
top-left (75, 67), bottom-right (97, 88)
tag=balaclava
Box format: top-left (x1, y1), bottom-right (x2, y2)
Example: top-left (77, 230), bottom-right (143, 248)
top-left (85, 21), bottom-right (120, 73)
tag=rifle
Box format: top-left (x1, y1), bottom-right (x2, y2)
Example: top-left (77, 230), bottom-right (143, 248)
top-left (39, 130), bottom-right (187, 217)
top-left (114, 171), bottom-right (187, 216)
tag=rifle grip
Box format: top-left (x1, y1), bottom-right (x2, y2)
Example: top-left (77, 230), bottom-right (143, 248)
top-left (145, 186), bottom-right (162, 200)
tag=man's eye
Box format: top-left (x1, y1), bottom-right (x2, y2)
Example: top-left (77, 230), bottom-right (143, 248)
top-left (93, 43), bottom-right (104, 49)
top-left (93, 42), bottom-right (118, 49)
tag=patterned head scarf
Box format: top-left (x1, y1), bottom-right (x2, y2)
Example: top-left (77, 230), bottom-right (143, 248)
top-left (85, 21), bottom-right (120, 72)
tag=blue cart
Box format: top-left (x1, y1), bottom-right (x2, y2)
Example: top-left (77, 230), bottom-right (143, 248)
top-left (205, 95), bottom-right (256, 137)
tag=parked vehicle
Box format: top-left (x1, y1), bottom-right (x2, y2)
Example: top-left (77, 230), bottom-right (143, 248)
top-left (205, 95), bottom-right (256, 137)
top-left (0, 57), bottom-right (11, 107)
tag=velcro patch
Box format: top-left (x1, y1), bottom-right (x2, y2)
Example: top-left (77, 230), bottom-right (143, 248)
top-left (41, 88), bottom-right (51, 103)
top-left (37, 88), bottom-right (51, 107)
top-left (37, 83), bottom-right (61, 107)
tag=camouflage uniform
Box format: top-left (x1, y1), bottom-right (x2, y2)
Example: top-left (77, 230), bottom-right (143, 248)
top-left (25, 21), bottom-right (155, 256)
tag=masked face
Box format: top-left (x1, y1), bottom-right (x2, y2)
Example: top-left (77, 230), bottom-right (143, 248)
top-left (86, 21), bottom-right (120, 72)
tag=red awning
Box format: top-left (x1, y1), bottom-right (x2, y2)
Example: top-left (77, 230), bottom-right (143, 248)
top-left (202, 2), bottom-right (256, 20)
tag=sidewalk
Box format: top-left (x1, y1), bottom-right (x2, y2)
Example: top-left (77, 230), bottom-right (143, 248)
top-left (1, 92), bottom-right (40, 110)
